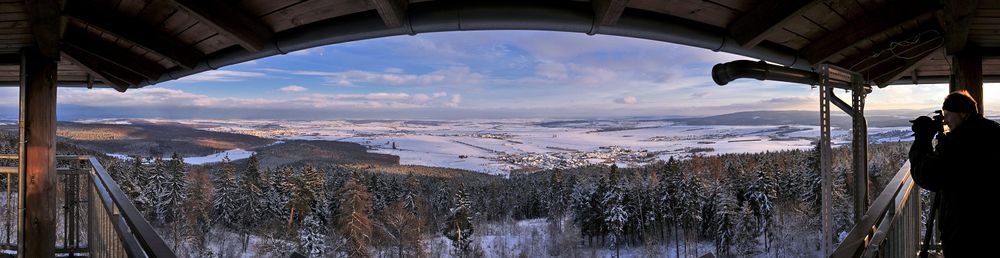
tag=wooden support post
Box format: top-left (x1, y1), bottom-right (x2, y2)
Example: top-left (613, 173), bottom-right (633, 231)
top-left (17, 48), bottom-right (58, 258)
top-left (950, 51), bottom-right (984, 114)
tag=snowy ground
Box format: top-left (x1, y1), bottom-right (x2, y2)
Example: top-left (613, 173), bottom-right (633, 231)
top-left (104, 118), bottom-right (911, 174)
top-left (107, 149), bottom-right (256, 165)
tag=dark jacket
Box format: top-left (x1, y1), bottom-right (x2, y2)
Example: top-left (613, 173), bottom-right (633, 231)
top-left (909, 115), bottom-right (1000, 256)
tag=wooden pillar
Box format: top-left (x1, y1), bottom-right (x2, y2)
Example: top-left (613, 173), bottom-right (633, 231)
top-left (950, 51), bottom-right (984, 114)
top-left (17, 48), bottom-right (58, 258)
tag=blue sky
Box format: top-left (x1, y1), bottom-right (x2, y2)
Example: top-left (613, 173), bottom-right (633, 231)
top-left (0, 30), bottom-right (985, 120)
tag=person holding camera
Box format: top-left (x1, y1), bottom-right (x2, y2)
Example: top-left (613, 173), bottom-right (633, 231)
top-left (909, 90), bottom-right (1000, 256)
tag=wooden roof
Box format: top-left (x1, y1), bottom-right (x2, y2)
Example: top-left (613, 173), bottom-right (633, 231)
top-left (0, 0), bottom-right (994, 91)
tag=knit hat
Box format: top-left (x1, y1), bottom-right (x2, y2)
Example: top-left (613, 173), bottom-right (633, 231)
top-left (942, 90), bottom-right (978, 114)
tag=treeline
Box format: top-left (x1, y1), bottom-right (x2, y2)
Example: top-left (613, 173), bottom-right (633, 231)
top-left (100, 140), bottom-right (910, 258)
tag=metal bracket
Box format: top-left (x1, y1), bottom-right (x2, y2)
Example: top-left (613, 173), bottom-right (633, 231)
top-left (818, 64), bottom-right (869, 256)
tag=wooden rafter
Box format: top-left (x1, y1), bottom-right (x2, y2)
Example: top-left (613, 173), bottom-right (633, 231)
top-left (370, 0), bottom-right (408, 28)
top-left (940, 0), bottom-right (980, 54)
top-left (62, 27), bottom-right (165, 80)
top-left (839, 21), bottom-right (942, 72)
top-left (174, 0), bottom-right (273, 52)
top-left (63, 0), bottom-right (204, 69)
top-left (800, 0), bottom-right (939, 65)
top-left (869, 47), bottom-right (941, 87)
top-left (728, 0), bottom-right (823, 48)
top-left (592, 0), bottom-right (629, 26)
top-left (61, 44), bottom-right (144, 92)
top-left (24, 0), bottom-right (64, 58)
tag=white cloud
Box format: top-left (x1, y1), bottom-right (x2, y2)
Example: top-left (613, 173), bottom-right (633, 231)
top-left (280, 85), bottom-right (307, 92)
top-left (58, 88), bottom-right (460, 110)
top-left (448, 94), bottom-right (462, 107)
top-left (177, 70), bottom-right (266, 82)
top-left (614, 96), bottom-right (638, 105)
top-left (59, 88), bottom-right (277, 108)
top-left (276, 66), bottom-right (483, 87)
top-left (536, 62), bottom-right (568, 80)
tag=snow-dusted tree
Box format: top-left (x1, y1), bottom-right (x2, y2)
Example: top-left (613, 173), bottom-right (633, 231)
top-left (273, 166), bottom-right (295, 226)
top-left (237, 154), bottom-right (265, 252)
top-left (213, 155), bottom-right (241, 229)
top-left (379, 200), bottom-right (424, 258)
top-left (126, 156), bottom-right (147, 211)
top-left (734, 204), bottom-right (760, 256)
top-left (713, 183), bottom-right (738, 257)
top-left (291, 165), bottom-right (325, 226)
top-left (297, 214), bottom-right (326, 256)
top-left (444, 185), bottom-right (475, 257)
top-left (336, 178), bottom-right (373, 258)
top-left (367, 173), bottom-right (389, 213)
top-left (183, 167), bottom-right (214, 255)
top-left (162, 153), bottom-right (187, 250)
top-left (657, 157), bottom-right (682, 257)
top-left (547, 169), bottom-right (569, 220)
top-left (603, 174), bottom-right (628, 257)
top-left (401, 173), bottom-right (422, 215)
top-left (677, 168), bottom-right (704, 257)
top-left (745, 169), bottom-right (775, 251)
top-left (141, 155), bottom-right (167, 222)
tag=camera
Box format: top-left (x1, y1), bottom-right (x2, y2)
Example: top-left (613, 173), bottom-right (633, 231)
top-left (927, 110), bottom-right (947, 134)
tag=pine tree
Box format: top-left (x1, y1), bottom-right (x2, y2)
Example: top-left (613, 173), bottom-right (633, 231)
top-left (213, 155), bottom-right (241, 229)
top-left (184, 167), bottom-right (214, 255)
top-left (337, 178), bottom-right (373, 258)
top-left (162, 153), bottom-right (187, 250)
top-left (127, 156), bottom-right (147, 212)
top-left (547, 169), bottom-right (569, 219)
top-left (238, 154), bottom-right (265, 252)
top-left (444, 184), bottom-right (475, 257)
top-left (401, 173), bottom-right (421, 215)
top-left (142, 156), bottom-right (167, 222)
top-left (297, 214), bottom-right (326, 256)
top-left (746, 170), bottom-right (775, 250)
top-left (713, 183), bottom-right (738, 257)
top-left (571, 180), bottom-right (599, 244)
top-left (291, 165), bottom-right (325, 226)
top-left (603, 174), bottom-right (628, 257)
top-left (734, 204), bottom-right (760, 256)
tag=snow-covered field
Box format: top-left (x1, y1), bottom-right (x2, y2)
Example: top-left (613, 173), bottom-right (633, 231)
top-left (103, 118), bottom-right (911, 174)
top-left (107, 149), bottom-right (257, 165)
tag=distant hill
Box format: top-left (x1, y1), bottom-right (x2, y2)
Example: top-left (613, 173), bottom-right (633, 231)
top-left (47, 121), bottom-right (274, 157)
top-left (669, 110), bottom-right (917, 128)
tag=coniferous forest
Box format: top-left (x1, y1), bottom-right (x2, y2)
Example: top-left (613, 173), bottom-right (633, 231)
top-left (0, 131), bottom-right (913, 257)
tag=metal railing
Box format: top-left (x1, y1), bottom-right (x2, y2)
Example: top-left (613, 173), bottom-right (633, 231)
top-left (0, 154), bottom-right (176, 257)
top-left (832, 161), bottom-right (926, 257)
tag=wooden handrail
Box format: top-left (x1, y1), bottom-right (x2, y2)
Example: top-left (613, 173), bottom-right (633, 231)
top-left (89, 156), bottom-right (177, 258)
top-left (0, 154), bottom-right (176, 257)
top-left (832, 161), bottom-right (921, 257)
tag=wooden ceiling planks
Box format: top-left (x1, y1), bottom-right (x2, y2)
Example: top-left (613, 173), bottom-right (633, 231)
top-left (64, 0), bottom-right (204, 69)
top-left (1, 0), bottom-right (999, 88)
top-left (174, 0), bottom-right (272, 52)
top-left (727, 0), bottom-right (825, 48)
top-left (261, 0), bottom-right (371, 32)
top-left (627, 0), bottom-right (739, 28)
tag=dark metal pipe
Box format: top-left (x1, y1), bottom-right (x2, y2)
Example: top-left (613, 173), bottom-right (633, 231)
top-left (143, 1), bottom-right (809, 86)
top-left (712, 60), bottom-right (819, 86)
